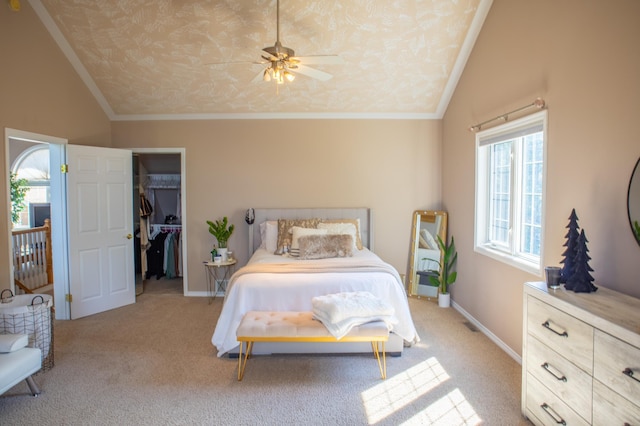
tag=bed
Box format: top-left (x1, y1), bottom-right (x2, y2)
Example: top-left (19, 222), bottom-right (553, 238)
top-left (211, 208), bottom-right (419, 357)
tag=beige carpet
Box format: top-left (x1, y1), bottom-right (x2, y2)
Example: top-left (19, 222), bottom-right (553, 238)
top-left (0, 294), bottom-right (531, 425)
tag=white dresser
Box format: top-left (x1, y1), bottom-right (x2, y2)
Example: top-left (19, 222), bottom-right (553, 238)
top-left (522, 281), bottom-right (640, 425)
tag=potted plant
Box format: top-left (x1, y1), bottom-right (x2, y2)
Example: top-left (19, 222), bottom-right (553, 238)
top-left (429, 235), bottom-right (457, 307)
top-left (207, 217), bottom-right (234, 261)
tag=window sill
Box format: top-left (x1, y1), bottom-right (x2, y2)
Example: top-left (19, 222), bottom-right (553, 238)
top-left (474, 245), bottom-right (541, 276)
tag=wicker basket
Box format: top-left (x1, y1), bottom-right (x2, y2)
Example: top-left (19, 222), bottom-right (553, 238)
top-left (0, 291), bottom-right (54, 372)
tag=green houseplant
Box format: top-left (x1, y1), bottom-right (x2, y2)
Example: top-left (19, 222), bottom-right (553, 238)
top-left (207, 217), bottom-right (235, 260)
top-left (428, 235), bottom-right (457, 307)
top-left (10, 172), bottom-right (29, 225)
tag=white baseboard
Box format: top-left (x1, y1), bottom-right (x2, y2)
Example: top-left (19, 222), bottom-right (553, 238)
top-left (451, 299), bottom-right (522, 365)
top-left (185, 290), bottom-right (225, 298)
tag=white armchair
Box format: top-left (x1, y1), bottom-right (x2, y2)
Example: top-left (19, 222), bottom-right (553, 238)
top-left (0, 334), bottom-right (42, 397)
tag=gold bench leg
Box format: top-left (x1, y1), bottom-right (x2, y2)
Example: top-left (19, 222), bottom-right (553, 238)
top-left (237, 341), bottom-right (253, 381)
top-left (371, 341), bottom-right (387, 379)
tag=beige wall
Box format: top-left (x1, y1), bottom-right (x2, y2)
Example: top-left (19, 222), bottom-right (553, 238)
top-left (443, 0), bottom-right (640, 356)
top-left (1, 2), bottom-right (441, 297)
top-left (0, 3), bottom-right (111, 290)
top-left (112, 119), bottom-right (442, 292)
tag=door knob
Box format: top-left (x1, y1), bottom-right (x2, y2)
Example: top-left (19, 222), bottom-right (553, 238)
top-left (126, 234), bottom-right (133, 239)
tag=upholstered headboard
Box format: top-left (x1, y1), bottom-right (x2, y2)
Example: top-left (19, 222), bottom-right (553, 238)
top-left (249, 208), bottom-right (373, 254)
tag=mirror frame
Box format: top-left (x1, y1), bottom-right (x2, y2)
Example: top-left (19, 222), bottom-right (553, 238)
top-left (407, 210), bottom-right (448, 297)
top-left (628, 157), bottom-right (640, 246)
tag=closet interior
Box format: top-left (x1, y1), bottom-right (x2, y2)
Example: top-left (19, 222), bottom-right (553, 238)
top-left (134, 153), bottom-right (183, 295)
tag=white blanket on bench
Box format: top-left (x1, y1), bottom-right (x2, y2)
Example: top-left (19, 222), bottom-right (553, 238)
top-left (312, 291), bottom-right (397, 339)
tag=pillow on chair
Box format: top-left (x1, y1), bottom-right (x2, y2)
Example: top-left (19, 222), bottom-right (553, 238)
top-left (0, 334), bottom-right (28, 353)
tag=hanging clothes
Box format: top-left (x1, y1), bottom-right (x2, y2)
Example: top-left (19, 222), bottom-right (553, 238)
top-left (146, 231), bottom-right (168, 280)
top-left (139, 216), bottom-right (151, 279)
top-left (164, 232), bottom-right (176, 279)
top-left (146, 225), bottom-right (182, 280)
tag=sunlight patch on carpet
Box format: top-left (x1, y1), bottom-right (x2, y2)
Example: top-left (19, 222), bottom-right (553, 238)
top-left (361, 356), bottom-right (450, 424)
top-left (400, 388), bottom-right (482, 425)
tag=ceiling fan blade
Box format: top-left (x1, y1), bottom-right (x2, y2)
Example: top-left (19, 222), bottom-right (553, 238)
top-left (261, 51), bottom-right (279, 62)
top-left (205, 60), bottom-right (266, 67)
top-left (290, 55), bottom-right (344, 65)
top-left (290, 64), bottom-right (333, 81)
top-left (251, 68), bottom-right (268, 83)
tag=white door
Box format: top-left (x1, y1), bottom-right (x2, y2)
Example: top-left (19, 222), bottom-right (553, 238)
top-left (67, 145), bottom-right (135, 319)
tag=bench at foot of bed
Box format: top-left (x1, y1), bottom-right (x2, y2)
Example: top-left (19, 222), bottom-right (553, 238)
top-left (236, 311), bottom-right (389, 381)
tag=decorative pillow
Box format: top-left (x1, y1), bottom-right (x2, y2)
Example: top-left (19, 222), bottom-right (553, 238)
top-left (0, 333), bottom-right (28, 353)
top-left (275, 218), bottom-right (321, 254)
top-left (289, 227), bottom-right (328, 257)
top-left (421, 229), bottom-right (438, 250)
top-left (298, 234), bottom-right (354, 260)
top-left (259, 221), bottom-right (267, 248)
top-left (318, 219), bottom-right (363, 250)
top-left (259, 220), bottom-right (278, 252)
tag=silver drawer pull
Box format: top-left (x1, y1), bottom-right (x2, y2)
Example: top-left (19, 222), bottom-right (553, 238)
top-left (542, 321), bottom-right (568, 337)
top-left (623, 368), bottom-right (640, 384)
top-left (541, 362), bottom-right (567, 382)
top-left (541, 403), bottom-right (567, 425)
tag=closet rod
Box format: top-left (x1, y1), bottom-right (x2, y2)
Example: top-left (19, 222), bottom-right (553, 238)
top-left (468, 97), bottom-right (546, 132)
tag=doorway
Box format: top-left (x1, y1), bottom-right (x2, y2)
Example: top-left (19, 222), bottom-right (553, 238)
top-left (6, 130), bottom-right (189, 319)
top-left (6, 128), bottom-right (68, 318)
top-left (132, 148), bottom-right (187, 296)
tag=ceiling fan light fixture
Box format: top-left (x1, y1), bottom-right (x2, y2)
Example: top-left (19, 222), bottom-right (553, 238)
top-left (251, 0), bottom-right (340, 86)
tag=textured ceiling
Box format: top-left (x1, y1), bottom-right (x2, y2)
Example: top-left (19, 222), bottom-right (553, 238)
top-left (31, 0), bottom-right (491, 120)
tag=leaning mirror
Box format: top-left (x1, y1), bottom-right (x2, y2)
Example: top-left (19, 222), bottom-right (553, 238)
top-left (628, 157), bottom-right (640, 246)
top-left (407, 210), bottom-right (447, 297)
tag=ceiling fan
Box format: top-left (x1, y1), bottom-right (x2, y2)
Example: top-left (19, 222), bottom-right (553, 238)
top-left (211, 0), bottom-right (344, 85)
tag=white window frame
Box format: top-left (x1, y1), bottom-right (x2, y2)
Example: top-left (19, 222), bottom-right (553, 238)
top-left (474, 110), bottom-right (548, 276)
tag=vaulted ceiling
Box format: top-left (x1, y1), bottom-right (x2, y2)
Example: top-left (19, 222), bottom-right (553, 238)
top-left (31, 0), bottom-right (491, 120)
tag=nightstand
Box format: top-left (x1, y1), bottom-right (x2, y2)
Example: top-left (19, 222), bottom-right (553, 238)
top-left (204, 259), bottom-right (237, 303)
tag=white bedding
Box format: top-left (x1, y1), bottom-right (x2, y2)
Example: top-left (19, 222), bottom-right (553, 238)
top-left (211, 248), bottom-right (419, 357)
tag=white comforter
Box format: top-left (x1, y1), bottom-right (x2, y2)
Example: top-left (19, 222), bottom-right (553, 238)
top-left (211, 248), bottom-right (419, 356)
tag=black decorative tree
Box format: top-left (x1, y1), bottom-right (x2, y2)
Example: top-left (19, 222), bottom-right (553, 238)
top-left (565, 229), bottom-right (597, 293)
top-left (559, 209), bottom-right (580, 283)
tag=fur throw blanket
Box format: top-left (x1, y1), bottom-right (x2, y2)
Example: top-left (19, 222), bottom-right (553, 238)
top-left (312, 291), bottom-right (397, 339)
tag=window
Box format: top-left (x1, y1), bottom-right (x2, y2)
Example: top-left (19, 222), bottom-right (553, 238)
top-left (11, 144), bottom-right (50, 228)
top-left (475, 110), bottom-right (547, 274)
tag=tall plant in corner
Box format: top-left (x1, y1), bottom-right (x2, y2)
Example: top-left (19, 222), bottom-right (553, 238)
top-left (428, 235), bottom-right (458, 295)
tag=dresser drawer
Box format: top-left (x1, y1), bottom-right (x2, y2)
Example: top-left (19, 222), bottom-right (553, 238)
top-left (593, 379), bottom-right (640, 425)
top-left (526, 335), bottom-right (592, 418)
top-left (527, 295), bottom-right (594, 374)
top-left (594, 329), bottom-right (640, 405)
top-left (525, 373), bottom-right (590, 426)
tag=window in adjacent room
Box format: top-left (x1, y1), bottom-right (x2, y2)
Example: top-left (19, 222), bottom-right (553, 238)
top-left (11, 144), bottom-right (51, 228)
top-left (475, 110), bottom-right (547, 275)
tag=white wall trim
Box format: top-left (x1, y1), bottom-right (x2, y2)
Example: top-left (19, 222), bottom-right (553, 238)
top-left (113, 112), bottom-right (441, 121)
top-left (452, 299), bottom-right (522, 365)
